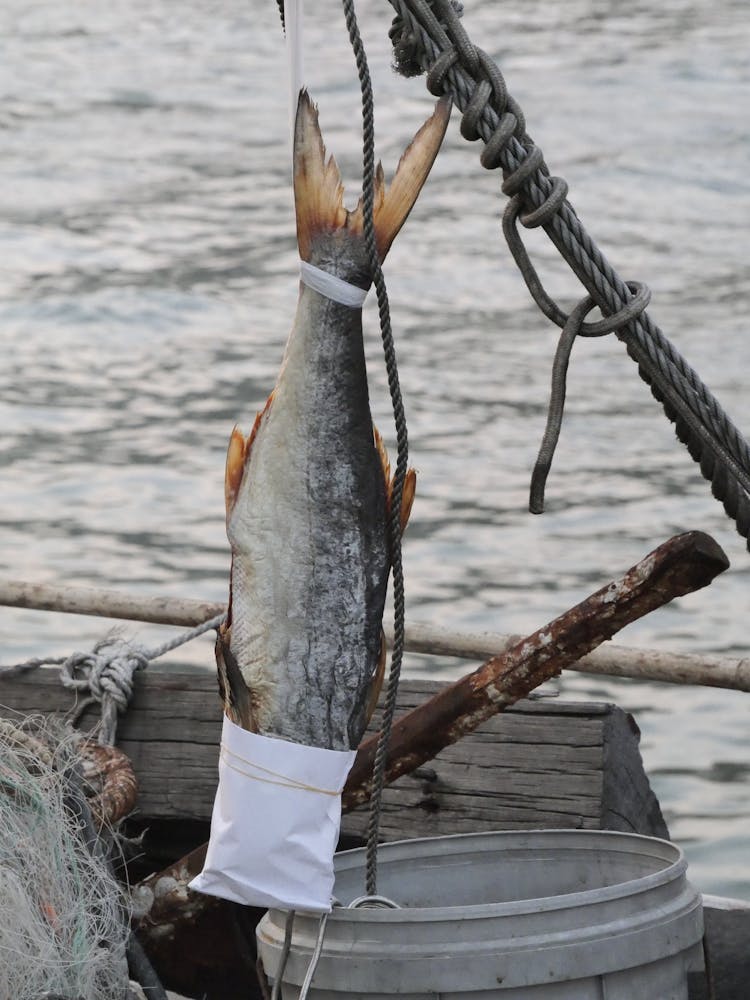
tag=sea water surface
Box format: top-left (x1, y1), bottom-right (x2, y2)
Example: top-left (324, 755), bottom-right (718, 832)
top-left (1, 0), bottom-right (748, 898)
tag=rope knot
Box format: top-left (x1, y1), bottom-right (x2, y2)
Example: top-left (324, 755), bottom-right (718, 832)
top-left (60, 637), bottom-right (149, 745)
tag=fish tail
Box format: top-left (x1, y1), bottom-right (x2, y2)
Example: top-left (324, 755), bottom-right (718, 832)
top-left (293, 90), bottom-right (451, 263)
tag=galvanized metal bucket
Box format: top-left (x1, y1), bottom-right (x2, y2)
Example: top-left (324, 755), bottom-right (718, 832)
top-left (257, 829), bottom-right (704, 999)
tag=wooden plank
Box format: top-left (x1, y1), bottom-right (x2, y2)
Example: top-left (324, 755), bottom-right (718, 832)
top-left (0, 667), bottom-right (665, 837)
top-left (344, 684), bottom-right (605, 841)
top-left (601, 708), bottom-right (669, 837)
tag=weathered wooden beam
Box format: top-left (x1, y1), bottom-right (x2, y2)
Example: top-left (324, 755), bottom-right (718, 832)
top-left (0, 671), bottom-right (660, 833)
top-left (2, 562), bottom-right (749, 691)
top-left (0, 579), bottom-right (225, 628)
top-left (392, 621), bottom-right (750, 692)
top-left (344, 690), bottom-right (666, 842)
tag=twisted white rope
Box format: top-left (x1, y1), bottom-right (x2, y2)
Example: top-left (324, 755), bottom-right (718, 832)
top-left (2, 612), bottom-right (227, 746)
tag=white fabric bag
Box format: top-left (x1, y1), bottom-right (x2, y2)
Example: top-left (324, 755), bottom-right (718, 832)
top-left (189, 714), bottom-right (356, 913)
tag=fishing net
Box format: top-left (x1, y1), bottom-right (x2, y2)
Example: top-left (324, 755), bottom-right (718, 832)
top-left (0, 717), bottom-right (131, 1000)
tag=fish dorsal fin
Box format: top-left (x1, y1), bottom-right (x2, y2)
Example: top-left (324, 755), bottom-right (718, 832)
top-left (294, 91), bottom-right (451, 263)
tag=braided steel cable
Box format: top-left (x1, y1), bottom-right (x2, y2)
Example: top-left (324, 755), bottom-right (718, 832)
top-left (389, 0), bottom-right (750, 546)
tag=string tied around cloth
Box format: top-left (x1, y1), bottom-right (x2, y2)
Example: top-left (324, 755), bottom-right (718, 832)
top-left (219, 742), bottom-right (345, 795)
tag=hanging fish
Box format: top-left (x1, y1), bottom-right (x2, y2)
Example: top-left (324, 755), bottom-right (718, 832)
top-left (216, 91), bottom-right (451, 751)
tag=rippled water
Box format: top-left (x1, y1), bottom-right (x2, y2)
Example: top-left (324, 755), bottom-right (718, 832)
top-left (1, 0), bottom-right (749, 897)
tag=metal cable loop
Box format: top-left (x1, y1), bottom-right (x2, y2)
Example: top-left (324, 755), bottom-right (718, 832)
top-left (459, 78), bottom-right (492, 140)
top-left (501, 143), bottom-right (545, 197)
top-left (503, 195), bottom-right (650, 337)
top-left (438, 0), bottom-right (475, 58)
top-left (530, 282), bottom-right (652, 514)
top-left (504, 93), bottom-right (527, 137)
top-left (410, 0), bottom-right (453, 50)
top-left (412, 0), bottom-right (750, 548)
top-left (579, 281), bottom-right (651, 337)
top-left (425, 47), bottom-right (459, 95)
top-left (389, 0), bottom-right (750, 548)
top-left (479, 112), bottom-right (519, 169)
top-left (502, 195), bottom-right (570, 329)
top-left (545, 185), bottom-right (750, 516)
top-left (520, 176), bottom-right (569, 229)
top-left (449, 6), bottom-right (478, 72)
top-left (475, 47), bottom-right (508, 117)
top-left (348, 894), bottom-right (402, 909)
top-left (431, 11), bottom-right (750, 535)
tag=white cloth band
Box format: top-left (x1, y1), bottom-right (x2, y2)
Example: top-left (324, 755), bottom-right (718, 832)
top-left (299, 260), bottom-right (369, 308)
top-left (189, 714), bottom-right (356, 913)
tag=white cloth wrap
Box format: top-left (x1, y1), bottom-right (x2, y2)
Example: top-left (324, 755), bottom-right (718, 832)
top-left (189, 715), bottom-right (356, 913)
top-left (299, 260), bottom-right (369, 309)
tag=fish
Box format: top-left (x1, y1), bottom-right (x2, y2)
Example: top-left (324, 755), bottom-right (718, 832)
top-left (216, 91), bottom-right (451, 750)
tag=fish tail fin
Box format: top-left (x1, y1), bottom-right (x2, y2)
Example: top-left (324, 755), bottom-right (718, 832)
top-left (294, 90), bottom-right (451, 263)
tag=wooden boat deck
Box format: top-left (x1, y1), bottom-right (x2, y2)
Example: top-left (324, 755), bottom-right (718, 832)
top-left (0, 664), bottom-right (744, 998)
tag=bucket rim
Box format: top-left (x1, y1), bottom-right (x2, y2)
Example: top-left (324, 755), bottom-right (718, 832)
top-left (300, 829), bottom-right (689, 922)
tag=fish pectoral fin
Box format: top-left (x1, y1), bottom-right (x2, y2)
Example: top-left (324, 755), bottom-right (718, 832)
top-left (399, 468), bottom-right (417, 533)
top-left (215, 624), bottom-right (254, 730)
top-left (374, 425), bottom-right (391, 487)
top-left (374, 426), bottom-right (417, 533)
top-left (365, 632), bottom-right (388, 725)
top-left (225, 426), bottom-right (248, 518)
top-left (224, 392), bottom-right (275, 519)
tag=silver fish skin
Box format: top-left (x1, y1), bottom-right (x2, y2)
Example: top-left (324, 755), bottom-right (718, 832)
top-left (217, 92), bottom-right (450, 750)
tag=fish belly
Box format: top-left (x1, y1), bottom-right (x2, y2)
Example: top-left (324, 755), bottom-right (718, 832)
top-left (228, 291), bottom-right (388, 750)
